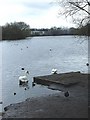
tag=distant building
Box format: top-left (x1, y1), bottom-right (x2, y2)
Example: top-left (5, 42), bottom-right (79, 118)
top-left (31, 29), bottom-right (45, 36)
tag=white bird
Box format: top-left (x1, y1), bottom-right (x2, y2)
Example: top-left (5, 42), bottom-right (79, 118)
top-left (19, 71), bottom-right (29, 85)
top-left (51, 69), bottom-right (57, 74)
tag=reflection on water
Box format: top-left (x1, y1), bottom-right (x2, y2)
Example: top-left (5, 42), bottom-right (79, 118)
top-left (32, 81), bottom-right (36, 87)
top-left (19, 83), bottom-right (30, 90)
top-left (0, 36), bottom-right (88, 112)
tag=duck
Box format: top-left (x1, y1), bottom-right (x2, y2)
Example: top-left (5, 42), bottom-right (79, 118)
top-left (51, 69), bottom-right (57, 74)
top-left (21, 67), bottom-right (24, 70)
top-left (64, 91), bottom-right (69, 97)
top-left (14, 92), bottom-right (16, 95)
top-left (86, 63), bottom-right (89, 66)
top-left (50, 48), bottom-right (52, 51)
top-left (19, 70), bottom-right (29, 85)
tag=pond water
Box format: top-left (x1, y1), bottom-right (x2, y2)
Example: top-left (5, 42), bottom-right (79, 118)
top-left (0, 36), bottom-right (88, 112)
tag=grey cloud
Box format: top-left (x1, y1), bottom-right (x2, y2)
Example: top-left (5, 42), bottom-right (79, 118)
top-left (22, 1), bottom-right (52, 10)
top-left (20, 1), bottom-right (52, 17)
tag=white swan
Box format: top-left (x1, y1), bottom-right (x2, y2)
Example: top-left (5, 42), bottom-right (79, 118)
top-left (19, 71), bottom-right (29, 85)
top-left (51, 69), bottom-right (57, 74)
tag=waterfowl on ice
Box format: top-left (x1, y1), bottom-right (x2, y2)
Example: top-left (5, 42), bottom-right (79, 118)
top-left (86, 63), bottom-right (89, 66)
top-left (19, 71), bottom-right (29, 85)
top-left (21, 67), bottom-right (24, 70)
top-left (14, 93), bottom-right (16, 95)
top-left (64, 91), bottom-right (69, 97)
top-left (51, 69), bottom-right (57, 74)
top-left (50, 48), bottom-right (52, 51)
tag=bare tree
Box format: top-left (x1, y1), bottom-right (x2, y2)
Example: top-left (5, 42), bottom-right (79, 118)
top-left (56, 0), bottom-right (90, 26)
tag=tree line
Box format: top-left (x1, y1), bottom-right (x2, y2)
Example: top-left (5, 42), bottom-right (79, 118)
top-left (31, 24), bottom-right (90, 36)
top-left (2, 22), bottom-right (30, 40)
top-left (70, 23), bottom-right (90, 36)
top-left (1, 21), bottom-right (90, 40)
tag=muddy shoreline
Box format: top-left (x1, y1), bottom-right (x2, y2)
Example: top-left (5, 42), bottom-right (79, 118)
top-left (2, 72), bottom-right (89, 118)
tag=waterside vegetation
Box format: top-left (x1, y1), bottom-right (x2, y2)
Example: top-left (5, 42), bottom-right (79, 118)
top-left (1, 22), bottom-right (90, 40)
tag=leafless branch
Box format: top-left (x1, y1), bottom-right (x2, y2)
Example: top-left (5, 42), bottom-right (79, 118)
top-left (57, 0), bottom-right (90, 26)
top-left (69, 2), bottom-right (90, 15)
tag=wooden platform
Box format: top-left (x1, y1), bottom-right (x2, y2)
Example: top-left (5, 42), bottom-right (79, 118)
top-left (33, 71), bottom-right (88, 87)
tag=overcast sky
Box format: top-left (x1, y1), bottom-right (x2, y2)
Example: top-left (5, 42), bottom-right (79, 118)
top-left (0, 0), bottom-right (75, 28)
